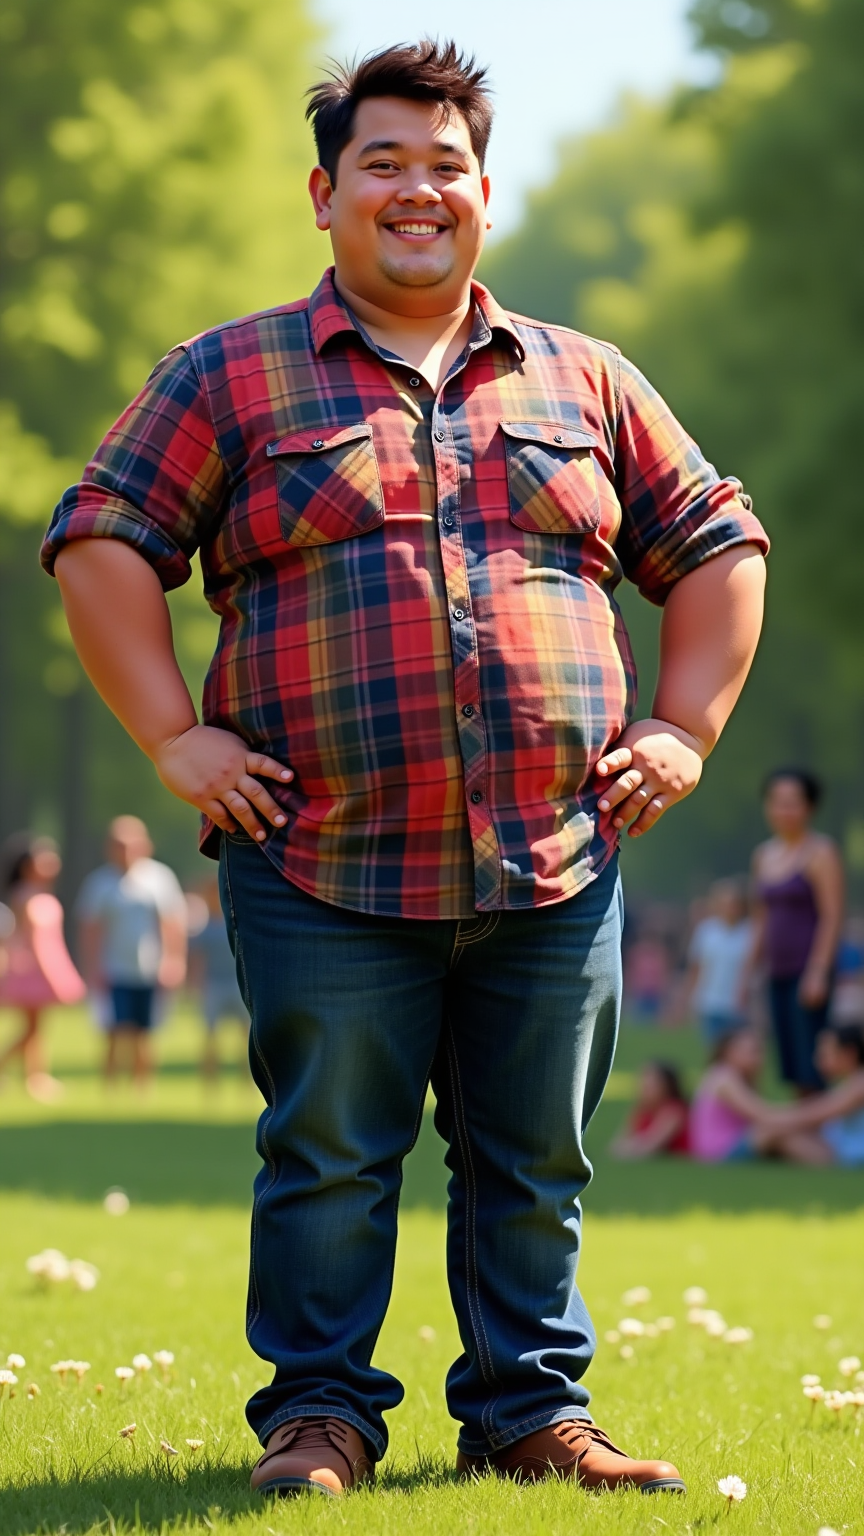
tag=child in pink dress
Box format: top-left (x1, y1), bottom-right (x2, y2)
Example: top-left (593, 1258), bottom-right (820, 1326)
top-left (0, 834), bottom-right (84, 1100)
top-left (689, 1028), bottom-right (782, 1160)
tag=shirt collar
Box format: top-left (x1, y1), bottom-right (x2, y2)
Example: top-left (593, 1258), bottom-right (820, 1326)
top-left (308, 267), bottom-right (525, 362)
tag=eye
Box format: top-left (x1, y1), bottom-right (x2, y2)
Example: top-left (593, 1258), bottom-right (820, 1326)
top-left (365, 158), bottom-right (400, 173)
top-left (435, 162), bottom-right (465, 175)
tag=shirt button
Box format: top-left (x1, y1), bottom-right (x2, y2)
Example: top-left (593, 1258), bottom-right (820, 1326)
top-left (442, 516), bottom-right (454, 529)
top-left (409, 375), bottom-right (421, 388)
top-left (453, 608), bottom-right (465, 622)
top-left (312, 438), bottom-right (324, 449)
top-left (470, 790), bottom-right (483, 804)
top-left (553, 434), bottom-right (563, 444)
top-left (434, 429), bottom-right (445, 443)
top-left (461, 703), bottom-right (475, 717)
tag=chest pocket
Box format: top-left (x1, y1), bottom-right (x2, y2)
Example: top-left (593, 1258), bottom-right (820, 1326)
top-left (266, 423), bottom-right (385, 546)
top-left (501, 421), bottom-right (601, 535)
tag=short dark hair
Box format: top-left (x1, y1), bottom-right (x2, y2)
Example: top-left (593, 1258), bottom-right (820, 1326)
top-left (762, 767), bottom-right (822, 808)
top-left (821, 1023), bottom-right (864, 1065)
top-left (645, 1059), bottom-right (688, 1105)
top-left (306, 39), bottom-right (493, 184)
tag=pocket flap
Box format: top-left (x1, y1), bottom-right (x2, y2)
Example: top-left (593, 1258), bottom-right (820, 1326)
top-left (267, 423), bottom-right (374, 458)
top-left (500, 421), bottom-right (598, 452)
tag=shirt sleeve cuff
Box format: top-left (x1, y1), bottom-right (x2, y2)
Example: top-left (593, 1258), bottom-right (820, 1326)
top-left (629, 503), bottom-right (769, 606)
top-left (40, 488), bottom-right (193, 591)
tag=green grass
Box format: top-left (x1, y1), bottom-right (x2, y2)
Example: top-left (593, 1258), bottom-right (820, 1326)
top-left (0, 1004), bottom-right (862, 1534)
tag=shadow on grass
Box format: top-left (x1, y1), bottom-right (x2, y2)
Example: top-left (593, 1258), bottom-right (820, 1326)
top-left (0, 1456), bottom-right (459, 1533)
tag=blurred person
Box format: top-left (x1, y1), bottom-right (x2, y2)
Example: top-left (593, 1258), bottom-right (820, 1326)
top-left (609, 1061), bottom-right (689, 1159)
top-left (623, 932), bottom-right (671, 1023)
top-left (754, 1024), bottom-right (864, 1167)
top-left (44, 40), bottom-right (768, 1499)
top-left (689, 1027), bottom-right (782, 1162)
top-left (829, 916), bottom-right (864, 1025)
top-left (681, 877), bottom-right (751, 1043)
top-left (745, 769), bottom-right (844, 1094)
top-left (0, 833), bottom-right (84, 1100)
top-left (77, 816), bottom-right (187, 1086)
top-left (188, 875), bottom-right (249, 1083)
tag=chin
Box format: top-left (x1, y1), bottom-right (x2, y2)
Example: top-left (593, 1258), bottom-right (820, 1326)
top-left (378, 254), bottom-right (454, 289)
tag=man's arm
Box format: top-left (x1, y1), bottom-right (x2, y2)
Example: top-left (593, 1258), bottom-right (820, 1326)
top-left (597, 545), bottom-right (766, 836)
top-left (54, 539), bottom-right (293, 839)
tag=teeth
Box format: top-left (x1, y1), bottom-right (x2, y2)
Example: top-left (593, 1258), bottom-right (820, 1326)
top-left (390, 223), bottom-right (443, 235)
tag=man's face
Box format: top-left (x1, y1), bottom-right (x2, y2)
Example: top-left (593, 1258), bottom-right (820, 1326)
top-left (309, 96), bottom-right (490, 313)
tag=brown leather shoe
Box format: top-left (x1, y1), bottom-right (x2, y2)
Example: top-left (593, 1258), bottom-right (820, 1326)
top-left (457, 1420), bottom-right (685, 1494)
top-left (250, 1416), bottom-right (375, 1497)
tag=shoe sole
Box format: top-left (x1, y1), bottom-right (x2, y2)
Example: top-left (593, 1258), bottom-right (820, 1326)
top-left (254, 1476), bottom-right (341, 1498)
top-left (639, 1478), bottom-right (687, 1495)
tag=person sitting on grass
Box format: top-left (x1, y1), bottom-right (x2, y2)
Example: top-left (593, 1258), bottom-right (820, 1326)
top-left (609, 1061), bottom-right (689, 1159)
top-left (689, 1027), bottom-right (785, 1161)
top-left (753, 1024), bottom-right (864, 1167)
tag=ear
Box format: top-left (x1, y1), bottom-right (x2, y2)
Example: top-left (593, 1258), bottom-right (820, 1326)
top-left (308, 165), bottom-right (334, 231)
top-left (482, 172), bottom-right (492, 231)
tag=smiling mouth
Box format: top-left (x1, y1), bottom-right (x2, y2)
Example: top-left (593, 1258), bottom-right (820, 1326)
top-left (384, 221), bottom-right (450, 238)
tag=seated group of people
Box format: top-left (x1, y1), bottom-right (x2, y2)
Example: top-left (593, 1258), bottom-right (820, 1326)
top-left (610, 1023), bottom-right (864, 1165)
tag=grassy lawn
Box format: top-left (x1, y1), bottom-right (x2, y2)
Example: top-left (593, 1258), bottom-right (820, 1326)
top-left (0, 1004), bottom-right (862, 1534)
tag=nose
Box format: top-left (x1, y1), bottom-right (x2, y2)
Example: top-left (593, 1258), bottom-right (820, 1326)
top-left (394, 180), bottom-right (443, 207)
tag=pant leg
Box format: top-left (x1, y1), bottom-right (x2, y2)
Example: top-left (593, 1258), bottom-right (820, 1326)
top-left (769, 976), bottom-right (826, 1090)
top-left (431, 855), bottom-right (623, 1454)
top-left (220, 835), bottom-right (448, 1457)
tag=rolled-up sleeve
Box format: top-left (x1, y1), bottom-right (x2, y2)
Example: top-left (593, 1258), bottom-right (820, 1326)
top-left (40, 346), bottom-right (224, 591)
top-left (614, 356), bottom-right (769, 605)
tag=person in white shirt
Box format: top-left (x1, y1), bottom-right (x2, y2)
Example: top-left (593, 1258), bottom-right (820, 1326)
top-left (684, 878), bottom-right (752, 1044)
top-left (77, 815), bottom-right (187, 1084)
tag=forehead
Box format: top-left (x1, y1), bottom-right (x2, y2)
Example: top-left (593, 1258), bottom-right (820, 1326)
top-left (349, 95), bottom-right (476, 158)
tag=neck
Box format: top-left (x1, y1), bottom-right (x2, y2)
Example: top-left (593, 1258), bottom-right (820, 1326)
top-left (333, 273), bottom-right (476, 388)
top-left (334, 274), bottom-right (474, 342)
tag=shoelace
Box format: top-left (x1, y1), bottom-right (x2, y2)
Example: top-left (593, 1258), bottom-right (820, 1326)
top-left (262, 1416), bottom-right (351, 1466)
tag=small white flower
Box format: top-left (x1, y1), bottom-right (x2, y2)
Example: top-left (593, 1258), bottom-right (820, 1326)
top-left (813, 1314), bottom-right (832, 1330)
top-left (817, 1527), bottom-right (841, 1536)
top-left (73, 1361), bottom-right (90, 1381)
top-left (604, 1329), bottom-right (621, 1344)
top-left (619, 1344), bottom-right (634, 1360)
top-left (6, 1354), bottom-right (25, 1370)
top-left (185, 1438), bottom-right (204, 1451)
top-left (801, 1373), bottom-right (821, 1386)
top-left (644, 1323), bottom-right (659, 1338)
top-left (704, 1316), bottom-right (728, 1338)
top-left (160, 1440), bottom-right (179, 1457)
top-left (417, 1326), bottom-right (436, 1342)
top-left (115, 1366), bottom-right (135, 1383)
top-left (717, 1474), bottom-right (747, 1503)
top-left (621, 1286), bottom-right (651, 1307)
top-left (656, 1316), bottom-right (676, 1332)
top-left (803, 1384), bottom-right (825, 1402)
top-left (838, 1355), bottom-right (861, 1378)
top-left (153, 1350), bottom-right (175, 1372)
top-left (132, 1354), bottom-right (152, 1373)
top-left (119, 1422), bottom-right (137, 1439)
top-left (0, 1370), bottom-right (18, 1391)
top-left (684, 1286), bottom-right (708, 1306)
top-left (850, 1391), bottom-right (864, 1409)
top-left (618, 1318), bottom-right (645, 1338)
top-left (26, 1248), bottom-right (68, 1281)
top-left (26, 1383), bottom-right (40, 1399)
top-left (724, 1327), bottom-right (754, 1345)
top-left (104, 1189), bottom-right (130, 1216)
top-left (688, 1307), bottom-right (708, 1325)
top-left (69, 1259), bottom-right (99, 1292)
top-left (50, 1360), bottom-right (74, 1381)
top-left (856, 1369), bottom-right (864, 1385)
top-left (823, 1390), bottom-right (846, 1413)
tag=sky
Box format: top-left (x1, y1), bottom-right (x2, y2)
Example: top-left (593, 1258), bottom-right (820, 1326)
top-left (316, 0), bottom-right (714, 238)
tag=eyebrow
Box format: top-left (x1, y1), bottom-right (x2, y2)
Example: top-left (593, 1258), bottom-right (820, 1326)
top-left (357, 139), bottom-right (470, 158)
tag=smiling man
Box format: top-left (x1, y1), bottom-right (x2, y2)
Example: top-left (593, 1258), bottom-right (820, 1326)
top-left (42, 42), bottom-right (768, 1499)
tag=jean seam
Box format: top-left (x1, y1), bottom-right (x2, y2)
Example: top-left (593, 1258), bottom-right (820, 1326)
top-left (445, 1023), bottom-right (502, 1437)
top-left (257, 1403), bottom-right (386, 1462)
top-left (225, 838), bottom-right (278, 1335)
top-left (458, 1404), bottom-right (593, 1454)
top-left (450, 912), bottom-right (500, 970)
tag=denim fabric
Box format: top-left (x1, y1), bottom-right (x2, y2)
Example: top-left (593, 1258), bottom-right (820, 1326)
top-left (768, 975), bottom-right (827, 1090)
top-left (220, 834), bottom-right (622, 1460)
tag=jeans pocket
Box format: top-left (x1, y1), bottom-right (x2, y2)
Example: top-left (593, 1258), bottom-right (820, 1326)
top-left (266, 423), bottom-right (385, 546)
top-left (502, 420), bottom-right (601, 535)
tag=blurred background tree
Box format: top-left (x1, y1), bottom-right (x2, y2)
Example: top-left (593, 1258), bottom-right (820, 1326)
top-left (483, 0), bottom-right (864, 896)
top-left (0, 0), bottom-right (324, 897)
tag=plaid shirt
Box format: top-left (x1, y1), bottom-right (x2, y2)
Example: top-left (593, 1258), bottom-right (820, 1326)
top-left (42, 269), bottom-right (767, 918)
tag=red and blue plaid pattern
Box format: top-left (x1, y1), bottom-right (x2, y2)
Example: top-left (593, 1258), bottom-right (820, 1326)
top-left (42, 269), bottom-right (767, 917)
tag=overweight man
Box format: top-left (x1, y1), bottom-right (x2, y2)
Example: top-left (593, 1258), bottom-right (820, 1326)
top-left (43, 40), bottom-right (768, 1498)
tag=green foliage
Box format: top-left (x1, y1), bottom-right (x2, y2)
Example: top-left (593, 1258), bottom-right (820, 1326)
top-left (0, 0), bottom-right (327, 885)
top-left (483, 0), bottom-right (864, 896)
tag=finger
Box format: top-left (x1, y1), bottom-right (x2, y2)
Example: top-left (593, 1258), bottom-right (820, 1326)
top-left (245, 752), bottom-right (294, 783)
top-left (237, 774), bottom-right (288, 827)
top-left (221, 790), bottom-right (267, 841)
top-left (609, 783), bottom-right (654, 828)
top-left (202, 800), bottom-right (239, 834)
top-left (596, 747), bottom-right (633, 777)
top-left (597, 770), bottom-right (644, 814)
top-left (627, 794), bottom-right (667, 838)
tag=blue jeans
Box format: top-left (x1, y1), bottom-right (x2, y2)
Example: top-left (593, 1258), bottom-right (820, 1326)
top-left (768, 975), bottom-right (827, 1090)
top-left (220, 835), bottom-right (623, 1460)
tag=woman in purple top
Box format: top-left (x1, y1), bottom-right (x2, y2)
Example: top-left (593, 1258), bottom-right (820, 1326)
top-left (745, 770), bottom-right (844, 1092)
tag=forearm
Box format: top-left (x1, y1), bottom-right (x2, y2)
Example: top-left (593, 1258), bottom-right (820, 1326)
top-left (653, 545), bottom-right (766, 756)
top-left (54, 540), bottom-right (197, 760)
